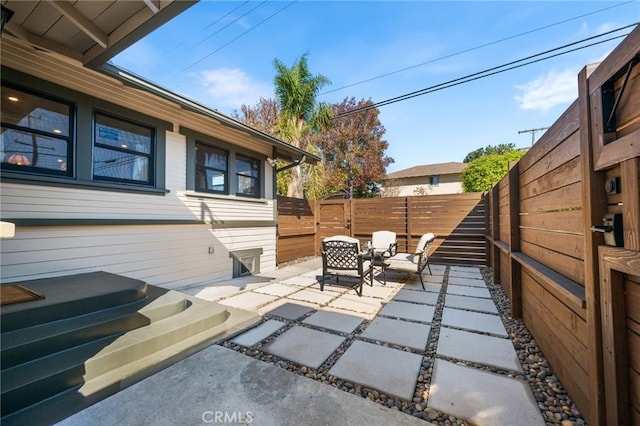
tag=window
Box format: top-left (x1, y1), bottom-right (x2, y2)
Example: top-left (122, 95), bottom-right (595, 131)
top-left (236, 154), bottom-right (260, 197)
top-left (1, 85), bottom-right (73, 177)
top-left (93, 113), bottom-right (154, 185)
top-left (195, 142), bottom-right (228, 193)
top-left (429, 175), bottom-right (439, 185)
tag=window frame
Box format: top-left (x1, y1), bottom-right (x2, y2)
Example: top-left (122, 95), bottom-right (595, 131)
top-left (0, 67), bottom-right (169, 194)
top-left (194, 141), bottom-right (229, 194)
top-left (92, 111), bottom-right (155, 186)
top-left (1, 82), bottom-right (75, 178)
top-left (429, 175), bottom-right (440, 186)
top-left (183, 126), bottom-right (265, 199)
top-left (235, 153), bottom-right (261, 198)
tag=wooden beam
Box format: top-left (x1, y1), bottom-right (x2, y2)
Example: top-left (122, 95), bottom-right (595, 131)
top-left (49, 0), bottom-right (108, 48)
top-left (579, 64), bottom-right (607, 426)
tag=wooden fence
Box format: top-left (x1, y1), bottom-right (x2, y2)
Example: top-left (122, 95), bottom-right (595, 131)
top-left (485, 27), bottom-right (640, 425)
top-left (276, 193), bottom-right (485, 266)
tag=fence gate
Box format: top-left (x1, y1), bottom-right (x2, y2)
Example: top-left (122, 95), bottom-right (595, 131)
top-left (317, 200), bottom-right (351, 252)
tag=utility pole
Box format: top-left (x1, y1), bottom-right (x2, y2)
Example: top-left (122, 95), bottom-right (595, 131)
top-left (518, 127), bottom-right (549, 146)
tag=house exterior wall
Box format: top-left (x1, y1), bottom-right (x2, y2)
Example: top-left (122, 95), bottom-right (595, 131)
top-left (0, 40), bottom-right (280, 289)
top-left (382, 173), bottom-right (464, 196)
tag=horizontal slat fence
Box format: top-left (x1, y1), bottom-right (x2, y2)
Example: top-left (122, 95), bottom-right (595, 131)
top-left (277, 193), bottom-right (486, 266)
top-left (485, 27), bottom-right (640, 425)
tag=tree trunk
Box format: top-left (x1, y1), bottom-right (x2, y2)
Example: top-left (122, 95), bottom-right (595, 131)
top-left (287, 166), bottom-right (304, 198)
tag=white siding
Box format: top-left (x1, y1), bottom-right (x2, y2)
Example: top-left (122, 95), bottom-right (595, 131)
top-left (382, 174), bottom-right (464, 196)
top-left (0, 224), bottom-right (276, 289)
top-left (166, 131), bottom-right (187, 192)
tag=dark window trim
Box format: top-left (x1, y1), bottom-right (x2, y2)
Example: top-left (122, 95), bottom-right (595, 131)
top-left (195, 141), bottom-right (228, 194)
top-left (92, 111), bottom-right (155, 186)
top-left (0, 66), bottom-right (170, 194)
top-left (1, 81), bottom-right (75, 178)
top-left (182, 126), bottom-right (265, 199)
top-left (235, 153), bottom-right (261, 198)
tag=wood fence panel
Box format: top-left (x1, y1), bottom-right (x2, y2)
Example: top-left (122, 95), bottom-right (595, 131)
top-left (276, 196), bottom-right (316, 264)
top-left (522, 269), bottom-right (590, 413)
top-left (485, 28), bottom-right (640, 424)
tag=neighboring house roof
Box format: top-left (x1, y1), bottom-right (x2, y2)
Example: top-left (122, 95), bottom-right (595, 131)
top-left (383, 162), bottom-right (467, 180)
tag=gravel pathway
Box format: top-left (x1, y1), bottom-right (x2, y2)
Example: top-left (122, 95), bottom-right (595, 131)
top-left (220, 265), bottom-right (587, 426)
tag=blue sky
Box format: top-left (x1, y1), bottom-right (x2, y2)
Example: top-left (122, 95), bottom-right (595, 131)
top-left (112, 1), bottom-right (639, 173)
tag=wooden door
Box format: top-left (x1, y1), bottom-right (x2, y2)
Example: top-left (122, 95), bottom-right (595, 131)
top-left (317, 200), bottom-right (351, 252)
top-left (599, 247), bottom-right (640, 425)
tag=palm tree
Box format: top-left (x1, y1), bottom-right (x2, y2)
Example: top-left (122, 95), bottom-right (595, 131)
top-left (273, 53), bottom-right (331, 198)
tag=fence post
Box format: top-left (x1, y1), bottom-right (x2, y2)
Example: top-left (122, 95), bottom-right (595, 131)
top-left (491, 184), bottom-right (501, 284)
top-left (579, 64), bottom-right (608, 425)
top-left (508, 162), bottom-right (522, 318)
top-left (406, 196), bottom-right (412, 253)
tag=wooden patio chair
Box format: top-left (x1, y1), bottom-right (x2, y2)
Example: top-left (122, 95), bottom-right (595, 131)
top-left (321, 235), bottom-right (373, 297)
top-left (384, 233), bottom-right (436, 290)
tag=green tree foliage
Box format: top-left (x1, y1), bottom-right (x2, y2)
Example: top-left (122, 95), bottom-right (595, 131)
top-left (461, 150), bottom-right (526, 192)
top-left (463, 143), bottom-right (517, 163)
top-left (311, 98), bottom-right (394, 198)
top-left (273, 53), bottom-right (332, 198)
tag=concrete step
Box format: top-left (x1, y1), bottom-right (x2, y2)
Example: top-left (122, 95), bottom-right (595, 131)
top-left (1, 298), bottom-right (151, 369)
top-left (1, 272), bottom-right (148, 333)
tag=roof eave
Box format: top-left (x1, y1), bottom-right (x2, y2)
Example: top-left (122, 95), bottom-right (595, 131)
top-left (99, 63), bottom-right (319, 165)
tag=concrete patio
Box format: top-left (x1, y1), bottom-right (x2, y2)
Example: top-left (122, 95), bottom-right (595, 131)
top-left (59, 259), bottom-right (547, 426)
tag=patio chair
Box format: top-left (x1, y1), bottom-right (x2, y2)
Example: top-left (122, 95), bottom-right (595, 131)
top-left (384, 233), bottom-right (436, 290)
top-left (321, 235), bottom-right (373, 297)
top-left (369, 230), bottom-right (397, 285)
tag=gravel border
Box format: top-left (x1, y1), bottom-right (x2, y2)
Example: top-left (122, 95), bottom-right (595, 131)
top-left (220, 265), bottom-right (587, 426)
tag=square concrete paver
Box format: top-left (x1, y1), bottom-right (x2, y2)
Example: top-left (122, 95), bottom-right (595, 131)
top-left (287, 288), bottom-right (337, 305)
top-left (448, 276), bottom-right (487, 287)
top-left (363, 284), bottom-right (397, 299)
top-left (253, 283), bottom-right (300, 297)
top-left (445, 294), bottom-right (498, 314)
top-left (393, 289), bottom-right (439, 305)
top-left (402, 282), bottom-right (442, 293)
top-left (441, 308), bottom-right (507, 337)
top-left (303, 310), bottom-right (363, 334)
top-left (449, 268), bottom-right (483, 280)
top-left (429, 359), bottom-right (544, 426)
top-left (447, 284), bottom-right (491, 299)
top-left (219, 292), bottom-right (279, 310)
top-left (281, 276), bottom-right (319, 287)
top-left (329, 293), bottom-right (384, 315)
top-left (361, 317), bottom-right (431, 351)
top-left (437, 327), bottom-right (522, 372)
top-left (263, 326), bottom-right (345, 369)
top-left (329, 340), bottom-right (423, 401)
top-left (379, 300), bottom-right (435, 323)
top-left (232, 320), bottom-right (287, 347)
top-left (265, 302), bottom-right (315, 320)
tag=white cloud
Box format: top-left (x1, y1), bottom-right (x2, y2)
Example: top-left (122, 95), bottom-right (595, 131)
top-left (514, 69), bottom-right (578, 111)
top-left (195, 68), bottom-right (273, 110)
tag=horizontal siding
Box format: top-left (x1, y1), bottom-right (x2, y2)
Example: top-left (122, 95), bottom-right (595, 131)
top-left (0, 224), bottom-right (276, 290)
top-left (0, 182), bottom-right (275, 223)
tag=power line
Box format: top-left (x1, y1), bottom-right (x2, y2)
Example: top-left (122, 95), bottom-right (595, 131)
top-left (321, 1), bottom-right (634, 96)
top-left (332, 23), bottom-right (636, 119)
top-left (183, 1), bottom-right (297, 72)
